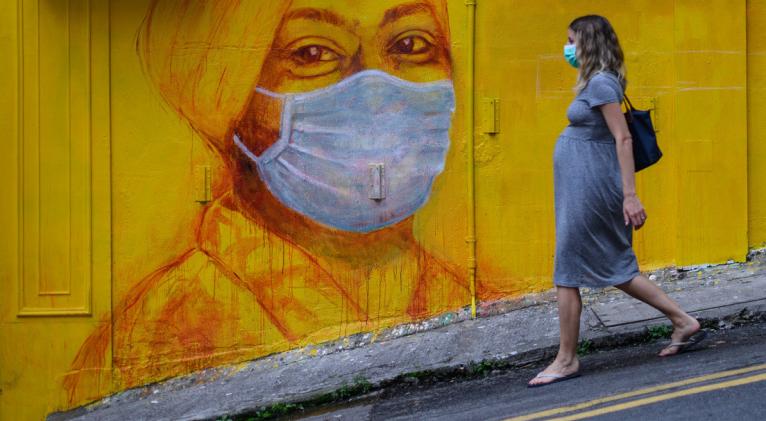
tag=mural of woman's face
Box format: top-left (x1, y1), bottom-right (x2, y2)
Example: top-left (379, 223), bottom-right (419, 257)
top-left (239, 0), bottom-right (452, 154)
top-left (234, 0), bottom-right (454, 234)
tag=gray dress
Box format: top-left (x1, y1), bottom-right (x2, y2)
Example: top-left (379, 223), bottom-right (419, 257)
top-left (553, 71), bottom-right (640, 288)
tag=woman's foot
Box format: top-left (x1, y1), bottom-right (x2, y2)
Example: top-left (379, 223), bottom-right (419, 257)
top-left (527, 356), bottom-right (580, 387)
top-left (658, 315), bottom-right (701, 356)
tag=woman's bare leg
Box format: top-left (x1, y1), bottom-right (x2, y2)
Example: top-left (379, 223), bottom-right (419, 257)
top-left (616, 274), bottom-right (700, 356)
top-left (528, 286), bottom-right (582, 386)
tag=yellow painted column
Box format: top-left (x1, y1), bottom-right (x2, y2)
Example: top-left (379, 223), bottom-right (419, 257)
top-left (674, 0), bottom-right (749, 264)
top-left (748, 0), bottom-right (766, 248)
top-left (0, 0), bottom-right (21, 414)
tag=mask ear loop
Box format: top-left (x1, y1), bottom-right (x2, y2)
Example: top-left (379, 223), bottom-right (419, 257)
top-left (233, 88), bottom-right (293, 165)
top-left (232, 132), bottom-right (260, 163)
top-left (254, 86), bottom-right (284, 99)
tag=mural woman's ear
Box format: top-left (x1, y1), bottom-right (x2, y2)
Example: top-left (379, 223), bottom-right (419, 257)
top-left (136, 1), bottom-right (288, 149)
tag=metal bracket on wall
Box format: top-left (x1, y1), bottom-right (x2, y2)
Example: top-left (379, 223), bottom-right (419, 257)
top-left (650, 97), bottom-right (659, 133)
top-left (368, 163), bottom-right (385, 200)
top-left (482, 97), bottom-right (500, 134)
top-left (194, 165), bottom-right (212, 203)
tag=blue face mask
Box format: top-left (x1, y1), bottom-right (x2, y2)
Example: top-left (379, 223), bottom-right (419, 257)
top-left (233, 70), bottom-right (455, 233)
top-left (564, 44), bottom-right (579, 68)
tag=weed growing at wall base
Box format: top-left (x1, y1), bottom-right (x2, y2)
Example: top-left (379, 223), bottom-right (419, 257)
top-left (646, 324), bottom-right (673, 341)
top-left (577, 339), bottom-right (594, 356)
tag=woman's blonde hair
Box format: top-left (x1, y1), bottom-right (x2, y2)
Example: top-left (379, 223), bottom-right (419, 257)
top-left (569, 15), bottom-right (626, 93)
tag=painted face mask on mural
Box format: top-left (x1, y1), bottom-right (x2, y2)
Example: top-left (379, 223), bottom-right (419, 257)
top-left (233, 70), bottom-right (456, 233)
top-left (563, 44), bottom-right (579, 68)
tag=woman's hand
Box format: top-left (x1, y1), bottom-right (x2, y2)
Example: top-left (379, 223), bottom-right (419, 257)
top-left (623, 194), bottom-right (647, 229)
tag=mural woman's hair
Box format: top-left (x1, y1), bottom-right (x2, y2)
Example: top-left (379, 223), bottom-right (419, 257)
top-left (569, 15), bottom-right (627, 92)
top-left (135, 0), bottom-right (289, 151)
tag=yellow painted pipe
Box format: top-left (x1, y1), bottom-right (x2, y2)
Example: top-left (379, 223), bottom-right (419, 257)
top-left (465, 0), bottom-right (477, 319)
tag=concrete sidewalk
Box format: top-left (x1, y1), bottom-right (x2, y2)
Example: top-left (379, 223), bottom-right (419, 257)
top-left (50, 250), bottom-right (766, 421)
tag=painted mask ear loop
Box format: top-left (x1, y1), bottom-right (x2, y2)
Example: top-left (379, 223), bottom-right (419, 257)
top-left (232, 87), bottom-right (293, 166)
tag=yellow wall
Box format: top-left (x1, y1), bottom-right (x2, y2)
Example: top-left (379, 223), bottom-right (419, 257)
top-left (0, 1), bottom-right (760, 419)
top-left (474, 0), bottom-right (749, 299)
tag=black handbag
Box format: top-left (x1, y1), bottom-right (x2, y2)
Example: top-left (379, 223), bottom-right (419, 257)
top-left (623, 95), bottom-right (662, 172)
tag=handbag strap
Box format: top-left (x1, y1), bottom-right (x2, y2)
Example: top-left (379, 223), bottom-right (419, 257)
top-left (623, 94), bottom-right (636, 112)
top-left (622, 94), bottom-right (636, 123)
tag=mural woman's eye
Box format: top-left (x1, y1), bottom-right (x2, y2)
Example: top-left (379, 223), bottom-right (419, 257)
top-left (388, 32), bottom-right (437, 63)
top-left (292, 44), bottom-right (339, 65)
top-left (285, 39), bottom-right (345, 78)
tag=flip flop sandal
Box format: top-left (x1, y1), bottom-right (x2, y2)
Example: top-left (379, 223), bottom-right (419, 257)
top-left (527, 371), bottom-right (581, 388)
top-left (659, 329), bottom-right (708, 357)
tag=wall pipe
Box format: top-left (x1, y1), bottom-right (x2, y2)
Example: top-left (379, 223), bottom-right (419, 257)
top-left (465, 0), bottom-right (477, 319)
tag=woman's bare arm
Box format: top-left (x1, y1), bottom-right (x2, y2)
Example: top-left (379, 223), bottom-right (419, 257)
top-left (601, 102), bottom-right (647, 229)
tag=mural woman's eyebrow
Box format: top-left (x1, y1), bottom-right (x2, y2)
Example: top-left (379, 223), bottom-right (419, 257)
top-left (380, 2), bottom-right (436, 27)
top-left (284, 8), bottom-right (350, 28)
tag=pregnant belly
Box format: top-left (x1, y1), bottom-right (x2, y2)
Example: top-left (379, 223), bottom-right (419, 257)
top-left (553, 136), bottom-right (572, 173)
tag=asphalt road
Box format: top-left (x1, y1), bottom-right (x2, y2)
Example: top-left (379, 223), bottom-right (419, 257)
top-left (289, 321), bottom-right (766, 421)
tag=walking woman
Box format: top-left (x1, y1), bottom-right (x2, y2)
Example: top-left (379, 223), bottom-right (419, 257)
top-left (528, 15), bottom-right (706, 387)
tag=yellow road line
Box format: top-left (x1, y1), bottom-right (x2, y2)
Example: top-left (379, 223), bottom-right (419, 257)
top-left (548, 372), bottom-right (766, 420)
top-left (506, 363), bottom-right (766, 421)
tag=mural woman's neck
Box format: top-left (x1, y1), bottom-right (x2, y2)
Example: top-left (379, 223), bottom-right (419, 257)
top-left (232, 164), bottom-right (419, 268)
